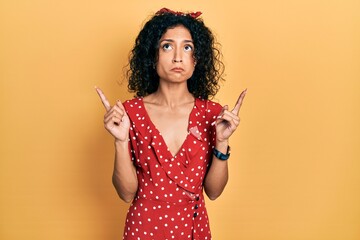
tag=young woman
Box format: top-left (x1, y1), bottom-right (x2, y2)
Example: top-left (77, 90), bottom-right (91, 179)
top-left (96, 8), bottom-right (247, 240)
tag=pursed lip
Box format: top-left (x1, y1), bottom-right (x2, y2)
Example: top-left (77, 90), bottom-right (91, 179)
top-left (171, 67), bottom-right (184, 72)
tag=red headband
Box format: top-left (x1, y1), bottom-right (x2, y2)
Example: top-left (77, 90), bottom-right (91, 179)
top-left (156, 8), bottom-right (202, 19)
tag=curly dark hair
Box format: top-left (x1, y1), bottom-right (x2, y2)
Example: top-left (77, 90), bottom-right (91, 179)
top-left (127, 11), bottom-right (224, 100)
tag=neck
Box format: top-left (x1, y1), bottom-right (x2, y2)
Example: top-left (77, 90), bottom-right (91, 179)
top-left (148, 82), bottom-right (194, 107)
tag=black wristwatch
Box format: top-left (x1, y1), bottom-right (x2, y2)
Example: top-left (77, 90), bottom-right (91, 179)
top-left (212, 146), bottom-right (230, 161)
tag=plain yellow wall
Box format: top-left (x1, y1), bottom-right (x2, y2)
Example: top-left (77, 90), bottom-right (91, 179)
top-left (1, 0), bottom-right (359, 239)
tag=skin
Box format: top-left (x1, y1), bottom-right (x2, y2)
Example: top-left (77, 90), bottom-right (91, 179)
top-left (144, 25), bottom-right (197, 157)
top-left (95, 25), bottom-right (247, 203)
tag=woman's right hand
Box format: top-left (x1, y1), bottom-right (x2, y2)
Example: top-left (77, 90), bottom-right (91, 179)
top-left (95, 87), bottom-right (130, 142)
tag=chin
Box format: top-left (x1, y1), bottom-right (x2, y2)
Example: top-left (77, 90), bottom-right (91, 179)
top-left (160, 75), bottom-right (190, 84)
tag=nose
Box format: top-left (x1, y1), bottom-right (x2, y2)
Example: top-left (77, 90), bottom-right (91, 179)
top-left (172, 46), bottom-right (183, 63)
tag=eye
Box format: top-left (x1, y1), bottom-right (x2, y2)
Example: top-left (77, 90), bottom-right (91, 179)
top-left (184, 45), bottom-right (193, 52)
top-left (162, 43), bottom-right (173, 51)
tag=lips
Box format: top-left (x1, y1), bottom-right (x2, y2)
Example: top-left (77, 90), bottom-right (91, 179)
top-left (171, 67), bottom-right (184, 72)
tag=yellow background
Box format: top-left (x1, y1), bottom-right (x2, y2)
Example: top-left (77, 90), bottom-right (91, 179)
top-left (1, 0), bottom-right (359, 239)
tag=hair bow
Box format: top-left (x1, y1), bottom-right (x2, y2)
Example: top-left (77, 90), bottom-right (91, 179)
top-left (156, 8), bottom-right (202, 19)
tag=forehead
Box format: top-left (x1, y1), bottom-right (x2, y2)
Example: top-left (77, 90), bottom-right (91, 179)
top-left (160, 25), bottom-right (193, 41)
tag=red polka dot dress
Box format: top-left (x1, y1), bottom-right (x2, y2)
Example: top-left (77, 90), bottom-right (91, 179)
top-left (122, 98), bottom-right (222, 240)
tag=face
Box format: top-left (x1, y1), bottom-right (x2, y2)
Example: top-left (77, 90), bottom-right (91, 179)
top-left (156, 25), bottom-right (196, 84)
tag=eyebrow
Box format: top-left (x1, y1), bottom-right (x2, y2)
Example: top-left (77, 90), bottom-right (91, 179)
top-left (160, 39), bottom-right (194, 44)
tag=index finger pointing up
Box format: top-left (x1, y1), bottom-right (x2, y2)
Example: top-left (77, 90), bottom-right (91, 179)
top-left (231, 89), bottom-right (247, 115)
top-left (95, 87), bottom-right (111, 111)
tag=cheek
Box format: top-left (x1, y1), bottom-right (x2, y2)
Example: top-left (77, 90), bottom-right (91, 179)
top-left (189, 57), bottom-right (196, 69)
top-left (187, 53), bottom-right (196, 65)
top-left (158, 51), bottom-right (172, 61)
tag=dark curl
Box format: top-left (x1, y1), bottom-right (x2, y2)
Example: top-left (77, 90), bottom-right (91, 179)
top-left (127, 11), bottom-right (224, 100)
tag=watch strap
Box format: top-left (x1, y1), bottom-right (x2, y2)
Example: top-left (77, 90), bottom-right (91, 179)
top-left (212, 146), bottom-right (230, 161)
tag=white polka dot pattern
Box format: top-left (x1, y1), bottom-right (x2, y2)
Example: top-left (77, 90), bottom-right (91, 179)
top-left (122, 98), bottom-right (222, 240)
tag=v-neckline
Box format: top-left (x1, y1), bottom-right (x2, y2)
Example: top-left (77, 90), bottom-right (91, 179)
top-left (140, 98), bottom-right (197, 159)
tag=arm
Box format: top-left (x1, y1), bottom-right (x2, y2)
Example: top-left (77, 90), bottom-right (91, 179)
top-left (204, 89), bottom-right (247, 200)
top-left (95, 87), bottom-right (138, 203)
top-left (112, 140), bottom-right (138, 203)
top-left (204, 140), bottom-right (229, 200)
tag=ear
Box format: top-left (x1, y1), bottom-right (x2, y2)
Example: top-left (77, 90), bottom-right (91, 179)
top-left (153, 58), bottom-right (159, 69)
top-left (192, 55), bottom-right (197, 66)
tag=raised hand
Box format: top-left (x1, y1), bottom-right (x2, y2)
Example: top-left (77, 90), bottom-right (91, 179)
top-left (95, 87), bottom-right (130, 142)
top-left (215, 89), bottom-right (247, 143)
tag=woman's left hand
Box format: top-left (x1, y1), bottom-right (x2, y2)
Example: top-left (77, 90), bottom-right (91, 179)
top-left (215, 89), bottom-right (247, 142)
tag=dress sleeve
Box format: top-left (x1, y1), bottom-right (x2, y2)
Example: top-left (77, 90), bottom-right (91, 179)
top-left (123, 100), bottom-right (139, 165)
top-left (207, 100), bottom-right (223, 150)
top-left (128, 125), bottom-right (136, 162)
